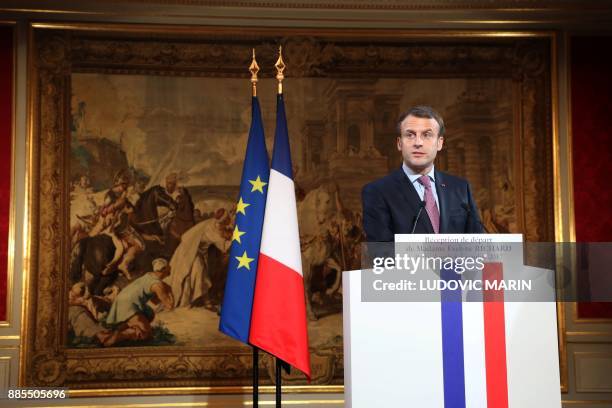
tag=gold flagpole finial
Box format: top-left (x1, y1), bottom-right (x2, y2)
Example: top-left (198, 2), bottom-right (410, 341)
top-left (249, 48), bottom-right (260, 97)
top-left (275, 45), bottom-right (286, 95)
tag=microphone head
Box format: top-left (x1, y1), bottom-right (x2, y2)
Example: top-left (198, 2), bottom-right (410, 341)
top-left (419, 200), bottom-right (426, 208)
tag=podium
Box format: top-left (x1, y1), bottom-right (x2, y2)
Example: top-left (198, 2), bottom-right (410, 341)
top-left (343, 234), bottom-right (561, 408)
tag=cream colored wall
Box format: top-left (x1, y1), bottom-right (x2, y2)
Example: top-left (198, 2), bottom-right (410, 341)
top-left (1, 2), bottom-right (612, 406)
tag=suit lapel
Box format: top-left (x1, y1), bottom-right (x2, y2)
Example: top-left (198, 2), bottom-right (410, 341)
top-left (392, 168), bottom-right (434, 234)
top-left (435, 169), bottom-right (450, 233)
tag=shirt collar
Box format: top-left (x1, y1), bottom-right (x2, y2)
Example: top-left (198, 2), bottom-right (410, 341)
top-left (402, 163), bottom-right (436, 184)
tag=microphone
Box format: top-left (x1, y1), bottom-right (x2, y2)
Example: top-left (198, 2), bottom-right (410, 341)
top-left (411, 201), bottom-right (426, 234)
top-left (461, 203), bottom-right (488, 233)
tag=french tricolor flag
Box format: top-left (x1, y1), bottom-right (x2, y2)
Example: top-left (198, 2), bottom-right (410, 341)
top-left (249, 93), bottom-right (311, 378)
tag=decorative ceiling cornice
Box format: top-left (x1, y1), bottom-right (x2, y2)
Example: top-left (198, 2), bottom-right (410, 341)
top-left (90, 0), bottom-right (612, 10)
top-left (5, 0), bottom-right (612, 11)
top-left (100, 0), bottom-right (612, 10)
top-left (3, 0), bottom-right (612, 29)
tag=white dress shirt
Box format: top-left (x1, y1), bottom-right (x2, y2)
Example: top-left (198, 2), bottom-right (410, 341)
top-left (402, 163), bottom-right (440, 211)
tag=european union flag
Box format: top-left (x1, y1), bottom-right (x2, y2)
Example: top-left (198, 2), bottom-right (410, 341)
top-left (219, 96), bottom-right (270, 344)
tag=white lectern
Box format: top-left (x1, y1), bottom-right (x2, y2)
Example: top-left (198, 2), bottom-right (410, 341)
top-left (343, 234), bottom-right (561, 408)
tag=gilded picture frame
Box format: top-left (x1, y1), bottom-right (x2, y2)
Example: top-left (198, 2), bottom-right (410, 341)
top-left (22, 23), bottom-right (563, 395)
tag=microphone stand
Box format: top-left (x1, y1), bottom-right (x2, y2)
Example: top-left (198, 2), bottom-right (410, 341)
top-left (411, 201), bottom-right (426, 234)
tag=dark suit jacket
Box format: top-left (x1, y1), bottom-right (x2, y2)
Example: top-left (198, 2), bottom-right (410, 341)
top-left (362, 168), bottom-right (484, 241)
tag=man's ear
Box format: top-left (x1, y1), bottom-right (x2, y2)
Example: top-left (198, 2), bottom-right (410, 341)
top-left (437, 136), bottom-right (444, 151)
top-left (397, 136), bottom-right (402, 151)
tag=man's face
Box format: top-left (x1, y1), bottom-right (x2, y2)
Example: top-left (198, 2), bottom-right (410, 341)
top-left (113, 182), bottom-right (128, 192)
top-left (166, 179), bottom-right (177, 193)
top-left (397, 115), bottom-right (444, 174)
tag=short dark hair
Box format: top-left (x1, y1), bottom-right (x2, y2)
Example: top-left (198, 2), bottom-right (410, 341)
top-left (396, 105), bottom-right (445, 137)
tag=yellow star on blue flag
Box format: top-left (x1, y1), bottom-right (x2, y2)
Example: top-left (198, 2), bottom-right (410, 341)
top-left (249, 175), bottom-right (267, 193)
top-left (232, 226), bottom-right (246, 244)
top-left (235, 250), bottom-right (255, 270)
top-left (236, 197), bottom-right (250, 215)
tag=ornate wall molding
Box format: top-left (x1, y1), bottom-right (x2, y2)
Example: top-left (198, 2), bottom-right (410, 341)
top-left (71, 35), bottom-right (544, 78)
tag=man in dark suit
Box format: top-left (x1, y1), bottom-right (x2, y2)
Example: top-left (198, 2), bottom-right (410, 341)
top-left (362, 105), bottom-right (483, 242)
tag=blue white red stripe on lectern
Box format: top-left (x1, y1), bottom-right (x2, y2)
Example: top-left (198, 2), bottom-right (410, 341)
top-left (440, 266), bottom-right (466, 408)
top-left (439, 262), bottom-right (511, 408)
top-left (483, 263), bottom-right (509, 408)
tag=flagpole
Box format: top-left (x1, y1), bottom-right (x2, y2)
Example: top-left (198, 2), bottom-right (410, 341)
top-left (275, 358), bottom-right (282, 407)
top-left (249, 48), bottom-right (260, 408)
top-left (274, 46), bottom-right (286, 408)
top-left (253, 347), bottom-right (259, 407)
